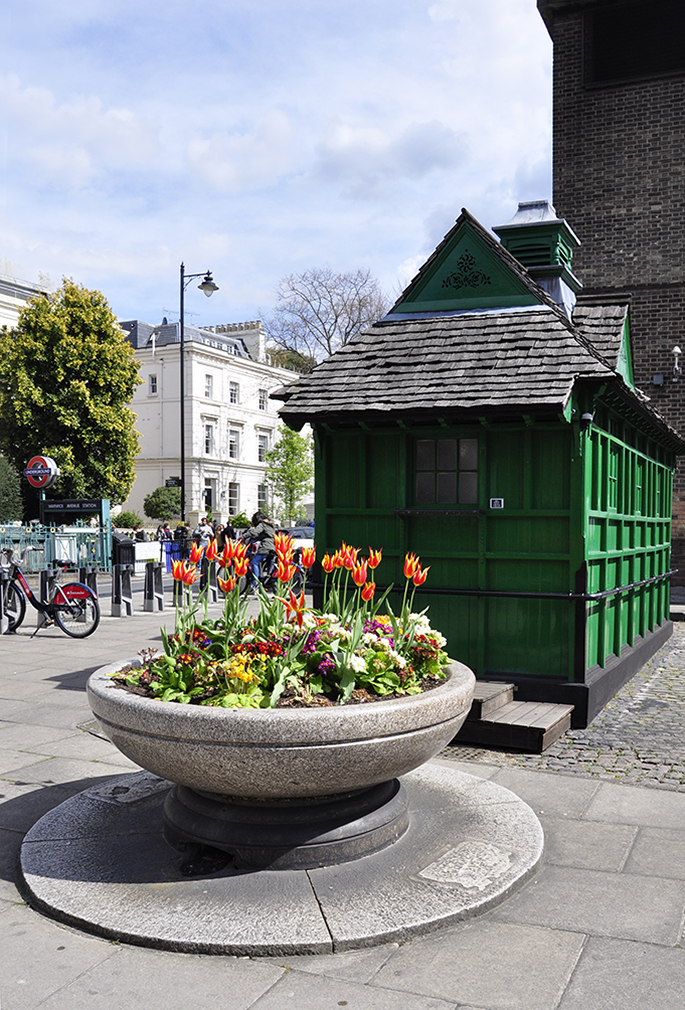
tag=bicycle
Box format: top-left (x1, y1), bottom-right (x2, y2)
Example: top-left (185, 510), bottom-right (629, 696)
top-left (1, 549), bottom-right (100, 638)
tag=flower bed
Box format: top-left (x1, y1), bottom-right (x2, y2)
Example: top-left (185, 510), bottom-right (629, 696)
top-left (114, 535), bottom-right (450, 709)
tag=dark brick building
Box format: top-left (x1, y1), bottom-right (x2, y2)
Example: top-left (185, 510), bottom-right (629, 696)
top-left (538, 0), bottom-right (685, 580)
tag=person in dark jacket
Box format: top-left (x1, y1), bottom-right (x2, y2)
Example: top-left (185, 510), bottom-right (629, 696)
top-left (244, 511), bottom-right (276, 585)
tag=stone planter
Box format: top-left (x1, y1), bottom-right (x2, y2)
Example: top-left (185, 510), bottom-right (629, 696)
top-left (87, 660), bottom-right (475, 870)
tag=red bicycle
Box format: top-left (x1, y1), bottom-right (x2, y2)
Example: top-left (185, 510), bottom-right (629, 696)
top-left (1, 549), bottom-right (100, 638)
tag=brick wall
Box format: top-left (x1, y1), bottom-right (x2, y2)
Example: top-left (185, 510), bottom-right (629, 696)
top-left (547, 7), bottom-right (685, 580)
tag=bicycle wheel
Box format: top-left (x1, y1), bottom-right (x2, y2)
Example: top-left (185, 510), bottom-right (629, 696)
top-left (4, 582), bottom-right (26, 633)
top-left (52, 583), bottom-right (100, 638)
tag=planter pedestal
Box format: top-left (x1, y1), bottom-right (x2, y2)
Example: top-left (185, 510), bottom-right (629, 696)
top-left (164, 779), bottom-right (409, 871)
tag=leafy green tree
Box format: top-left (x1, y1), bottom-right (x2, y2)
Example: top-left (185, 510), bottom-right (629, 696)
top-left (143, 486), bottom-right (181, 522)
top-left (265, 427), bottom-right (314, 523)
top-left (0, 456), bottom-right (23, 522)
top-left (0, 280), bottom-right (140, 511)
top-left (114, 510), bottom-right (142, 528)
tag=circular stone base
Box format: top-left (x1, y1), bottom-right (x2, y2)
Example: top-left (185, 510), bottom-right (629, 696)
top-left (19, 763), bottom-right (544, 956)
top-left (163, 779), bottom-right (410, 870)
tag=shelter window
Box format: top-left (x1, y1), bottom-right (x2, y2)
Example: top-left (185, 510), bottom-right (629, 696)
top-left (415, 438), bottom-right (478, 505)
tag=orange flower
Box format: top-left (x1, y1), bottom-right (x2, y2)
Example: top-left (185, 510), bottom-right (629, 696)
top-left (234, 556), bottom-right (249, 578)
top-left (274, 532), bottom-right (294, 562)
top-left (301, 546), bottom-right (316, 569)
top-left (277, 559), bottom-right (296, 583)
top-left (171, 559), bottom-right (183, 581)
top-left (361, 581), bottom-right (376, 602)
top-left (218, 574), bottom-right (237, 593)
top-left (404, 552), bottom-right (420, 579)
top-left (276, 589), bottom-right (307, 628)
top-left (205, 538), bottom-right (218, 562)
top-left (333, 550), bottom-right (345, 569)
top-left (342, 545), bottom-right (359, 571)
top-left (181, 564), bottom-right (199, 585)
top-left (368, 547), bottom-right (382, 569)
top-left (412, 565), bottom-right (430, 587)
top-left (352, 559), bottom-right (368, 587)
top-left (189, 542), bottom-right (204, 565)
top-left (322, 553), bottom-right (335, 573)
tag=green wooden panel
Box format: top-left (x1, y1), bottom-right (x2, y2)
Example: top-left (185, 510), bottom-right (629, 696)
top-left (488, 516), bottom-right (569, 555)
top-left (367, 434), bottom-right (404, 509)
top-left (488, 431), bottom-right (524, 509)
top-left (486, 559), bottom-right (569, 593)
top-left (485, 598), bottom-right (570, 678)
top-left (327, 434), bottom-right (362, 508)
top-left (407, 515), bottom-right (480, 555)
top-left (532, 429), bottom-right (571, 509)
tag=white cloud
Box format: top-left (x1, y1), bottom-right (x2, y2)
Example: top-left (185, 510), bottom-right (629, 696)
top-left (314, 120), bottom-right (468, 199)
top-left (186, 110), bottom-right (296, 192)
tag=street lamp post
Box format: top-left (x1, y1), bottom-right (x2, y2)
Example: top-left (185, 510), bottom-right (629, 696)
top-left (179, 263), bottom-right (219, 523)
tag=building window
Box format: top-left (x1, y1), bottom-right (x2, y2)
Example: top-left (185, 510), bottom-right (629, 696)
top-left (258, 388), bottom-right (268, 411)
top-left (229, 381), bottom-right (239, 405)
top-left (584, 0), bottom-right (685, 85)
top-left (204, 424), bottom-right (214, 455)
top-left (205, 374), bottom-right (213, 399)
top-left (204, 479), bottom-right (215, 510)
top-left (257, 484), bottom-right (269, 511)
top-left (229, 428), bottom-right (240, 460)
top-left (258, 432), bottom-right (270, 462)
top-left (148, 374), bottom-right (158, 394)
top-left (415, 438), bottom-right (479, 505)
top-left (228, 482), bottom-right (240, 515)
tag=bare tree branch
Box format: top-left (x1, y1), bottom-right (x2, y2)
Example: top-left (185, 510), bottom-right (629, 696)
top-left (263, 267), bottom-right (389, 366)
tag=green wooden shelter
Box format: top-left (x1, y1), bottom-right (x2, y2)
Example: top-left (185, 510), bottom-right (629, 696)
top-left (275, 204), bottom-right (685, 726)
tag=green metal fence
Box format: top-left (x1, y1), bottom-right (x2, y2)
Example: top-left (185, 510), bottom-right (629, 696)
top-left (0, 522), bottom-right (113, 573)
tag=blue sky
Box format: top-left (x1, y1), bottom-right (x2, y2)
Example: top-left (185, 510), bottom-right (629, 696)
top-left (0, 0), bottom-right (552, 328)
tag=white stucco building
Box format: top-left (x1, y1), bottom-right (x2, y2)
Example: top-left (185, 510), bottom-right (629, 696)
top-left (0, 276), bottom-right (49, 328)
top-left (120, 318), bottom-right (307, 527)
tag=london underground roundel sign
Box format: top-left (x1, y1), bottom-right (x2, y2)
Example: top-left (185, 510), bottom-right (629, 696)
top-left (24, 455), bottom-right (60, 490)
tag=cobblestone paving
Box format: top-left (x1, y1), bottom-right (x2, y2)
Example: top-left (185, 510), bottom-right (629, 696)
top-left (441, 622), bottom-right (685, 792)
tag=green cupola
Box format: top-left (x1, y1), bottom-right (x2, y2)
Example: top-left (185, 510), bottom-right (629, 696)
top-left (494, 200), bottom-right (583, 318)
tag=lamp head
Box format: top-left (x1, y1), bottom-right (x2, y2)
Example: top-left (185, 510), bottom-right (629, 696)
top-left (198, 271), bottom-right (219, 297)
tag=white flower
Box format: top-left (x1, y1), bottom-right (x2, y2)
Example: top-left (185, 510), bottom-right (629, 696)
top-left (349, 654), bottom-right (367, 673)
top-left (389, 650), bottom-right (407, 669)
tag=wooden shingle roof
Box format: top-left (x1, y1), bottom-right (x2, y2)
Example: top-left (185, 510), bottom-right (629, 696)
top-left (276, 304), bottom-right (614, 425)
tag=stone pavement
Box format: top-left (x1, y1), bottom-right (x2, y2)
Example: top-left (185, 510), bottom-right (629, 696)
top-left (1, 593), bottom-right (684, 1009)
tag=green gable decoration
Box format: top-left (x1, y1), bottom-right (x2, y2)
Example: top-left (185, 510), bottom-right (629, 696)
top-left (390, 210), bottom-right (540, 314)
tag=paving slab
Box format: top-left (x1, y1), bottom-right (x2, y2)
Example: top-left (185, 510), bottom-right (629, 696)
top-left (493, 863), bottom-right (685, 944)
top-left (0, 901), bottom-right (118, 1010)
top-left (582, 779), bottom-right (685, 830)
top-left (27, 943), bottom-right (286, 1010)
top-left (372, 919), bottom-right (585, 1010)
top-left (557, 936), bottom-right (685, 1010)
top-left (488, 767), bottom-right (600, 818)
top-left (266, 943), bottom-right (400, 984)
top-left (247, 970), bottom-right (458, 1010)
top-left (623, 826), bottom-right (685, 879)
top-left (538, 816), bottom-right (637, 871)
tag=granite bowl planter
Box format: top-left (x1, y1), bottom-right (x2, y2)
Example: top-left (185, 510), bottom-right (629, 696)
top-left (87, 660), bottom-right (475, 870)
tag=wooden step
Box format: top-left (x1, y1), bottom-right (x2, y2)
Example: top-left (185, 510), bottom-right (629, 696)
top-left (455, 699), bottom-right (574, 753)
top-left (466, 681), bottom-right (515, 720)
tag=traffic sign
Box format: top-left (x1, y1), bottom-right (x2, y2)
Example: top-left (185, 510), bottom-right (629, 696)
top-left (24, 455), bottom-right (60, 490)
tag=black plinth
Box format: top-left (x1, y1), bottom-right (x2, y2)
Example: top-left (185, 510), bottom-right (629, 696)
top-left (163, 778), bottom-right (410, 871)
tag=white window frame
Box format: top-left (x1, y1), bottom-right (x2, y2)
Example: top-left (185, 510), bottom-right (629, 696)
top-left (148, 374), bottom-right (158, 395)
top-left (258, 388), bottom-right (268, 411)
top-left (204, 373), bottom-right (213, 399)
top-left (228, 427), bottom-right (240, 461)
top-left (229, 381), bottom-right (240, 405)
top-left (228, 482), bottom-right (240, 515)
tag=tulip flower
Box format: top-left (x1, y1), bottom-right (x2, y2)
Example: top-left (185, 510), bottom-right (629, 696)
top-left (322, 553), bottom-right (335, 573)
top-left (171, 559), bottom-right (183, 581)
top-left (234, 556), bottom-right (249, 578)
top-left (301, 546), bottom-right (316, 569)
top-left (205, 538), bottom-right (218, 562)
top-left (333, 550), bottom-right (345, 569)
top-left (404, 552), bottom-right (420, 579)
top-left (361, 581), bottom-right (376, 602)
top-left (275, 589), bottom-right (307, 628)
top-left (352, 559), bottom-right (368, 587)
top-left (274, 532), bottom-right (294, 562)
top-left (181, 564), bottom-right (199, 586)
top-left (412, 565), bottom-right (430, 587)
top-left (189, 542), bottom-right (204, 565)
top-left (277, 559), bottom-right (296, 583)
top-left (368, 547), bottom-right (382, 569)
top-left (218, 574), bottom-right (237, 593)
